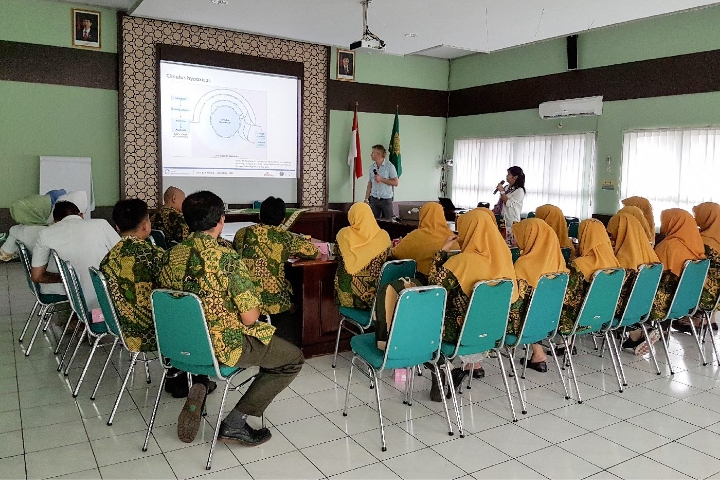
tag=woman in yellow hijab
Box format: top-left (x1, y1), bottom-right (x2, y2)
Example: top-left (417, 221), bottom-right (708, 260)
top-left (622, 196), bottom-right (656, 245)
top-left (614, 205), bottom-right (655, 246)
top-left (559, 219), bottom-right (621, 334)
top-left (428, 208), bottom-right (518, 393)
top-left (334, 203), bottom-right (391, 310)
top-left (392, 202), bottom-right (459, 283)
top-left (650, 208), bottom-right (706, 321)
top-left (694, 202), bottom-right (720, 317)
top-left (535, 204), bottom-right (574, 250)
top-left (510, 218), bottom-right (569, 371)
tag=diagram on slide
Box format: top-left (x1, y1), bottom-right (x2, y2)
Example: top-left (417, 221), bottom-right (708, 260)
top-left (170, 87), bottom-right (267, 160)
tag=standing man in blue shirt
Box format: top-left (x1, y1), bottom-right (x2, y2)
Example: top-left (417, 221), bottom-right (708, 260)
top-left (363, 144), bottom-right (399, 219)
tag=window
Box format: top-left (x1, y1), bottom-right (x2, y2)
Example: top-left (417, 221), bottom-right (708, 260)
top-left (452, 133), bottom-right (596, 218)
top-left (621, 128), bottom-right (720, 227)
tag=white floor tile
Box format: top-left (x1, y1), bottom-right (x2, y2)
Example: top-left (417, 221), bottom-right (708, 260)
top-left (549, 404), bottom-right (623, 431)
top-left (164, 442), bottom-right (240, 478)
top-left (98, 453), bottom-right (175, 479)
top-left (643, 376), bottom-right (704, 399)
top-left (658, 400), bottom-right (720, 427)
top-left (0, 454), bottom-right (25, 479)
top-left (83, 408), bottom-right (149, 440)
top-left (263, 395), bottom-right (322, 426)
top-left (583, 392), bottom-right (651, 419)
top-left (644, 441), bottom-right (720, 479)
top-left (382, 447), bottom-right (466, 480)
top-left (594, 422), bottom-right (671, 454)
top-left (396, 413), bottom-right (458, 447)
top-left (625, 410), bottom-right (701, 440)
top-left (470, 459), bottom-right (546, 479)
top-left (329, 461), bottom-right (401, 479)
top-left (683, 391), bottom-right (720, 413)
top-left (473, 423), bottom-right (551, 458)
top-left (25, 442), bottom-right (98, 479)
top-left (517, 445), bottom-right (603, 479)
top-left (275, 415), bottom-right (347, 449)
top-left (451, 401), bottom-right (508, 434)
top-left (0, 410), bottom-right (22, 435)
top-left (557, 432), bottom-right (637, 469)
top-left (288, 371), bottom-right (342, 396)
top-left (243, 450), bottom-right (324, 479)
top-left (431, 435), bottom-right (510, 472)
top-left (90, 429), bottom-right (162, 467)
top-left (302, 386), bottom-right (363, 414)
top-left (677, 429), bottom-right (720, 460)
top-left (516, 409), bottom-right (589, 443)
top-left (222, 425), bottom-right (298, 464)
top-left (301, 437), bottom-right (377, 477)
top-left (192, 465), bottom-right (252, 479)
top-left (610, 385), bottom-right (679, 409)
top-left (23, 419), bottom-right (89, 453)
top-left (352, 425), bottom-right (427, 461)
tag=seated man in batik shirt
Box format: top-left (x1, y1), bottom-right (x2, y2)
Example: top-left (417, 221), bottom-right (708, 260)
top-left (150, 186), bottom-right (189, 245)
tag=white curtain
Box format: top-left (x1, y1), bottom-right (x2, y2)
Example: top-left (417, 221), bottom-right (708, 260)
top-left (621, 128), bottom-right (720, 228)
top-left (452, 133), bottom-right (596, 218)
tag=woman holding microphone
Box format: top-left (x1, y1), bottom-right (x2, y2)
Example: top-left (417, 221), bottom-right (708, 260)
top-left (493, 166), bottom-right (526, 234)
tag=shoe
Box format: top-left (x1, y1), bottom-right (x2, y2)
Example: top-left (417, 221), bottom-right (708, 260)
top-left (430, 369), bottom-right (446, 402)
top-left (635, 329), bottom-right (661, 356)
top-left (194, 375), bottom-right (217, 395)
top-left (447, 368), bottom-right (469, 397)
top-left (470, 367), bottom-right (485, 379)
top-left (0, 250), bottom-right (18, 262)
top-left (622, 337), bottom-right (644, 350)
top-left (218, 421), bottom-right (272, 446)
top-left (177, 383), bottom-right (207, 443)
top-left (546, 345), bottom-right (576, 356)
top-left (518, 358), bottom-right (548, 373)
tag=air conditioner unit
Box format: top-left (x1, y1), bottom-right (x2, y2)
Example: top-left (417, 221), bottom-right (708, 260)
top-left (539, 96), bottom-right (603, 119)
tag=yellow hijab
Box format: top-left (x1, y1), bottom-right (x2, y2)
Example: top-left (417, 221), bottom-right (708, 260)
top-left (535, 204), bottom-right (573, 249)
top-left (607, 212), bottom-right (660, 270)
top-left (615, 205), bottom-right (655, 245)
top-left (512, 218), bottom-right (569, 288)
top-left (694, 202), bottom-right (720, 253)
top-left (574, 219), bottom-right (621, 281)
top-left (443, 208), bottom-right (518, 301)
top-left (392, 202), bottom-right (458, 275)
top-left (622, 196), bottom-right (655, 240)
top-left (655, 208), bottom-right (706, 276)
top-left (337, 203), bottom-right (391, 275)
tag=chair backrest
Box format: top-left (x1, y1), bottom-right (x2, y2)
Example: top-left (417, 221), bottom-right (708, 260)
top-left (614, 263), bottom-right (663, 329)
top-left (148, 229), bottom-right (168, 249)
top-left (666, 258), bottom-right (710, 320)
top-left (448, 279), bottom-right (513, 359)
top-left (527, 211), bottom-right (536, 218)
top-left (567, 267), bottom-right (625, 335)
top-left (380, 285), bottom-right (446, 370)
top-left (151, 289), bottom-right (225, 379)
top-left (16, 241), bottom-right (41, 299)
top-left (378, 259), bottom-right (417, 286)
top-left (567, 219), bottom-right (580, 238)
top-left (510, 247), bottom-right (520, 264)
top-left (53, 252), bottom-right (91, 324)
top-left (512, 272), bottom-right (569, 346)
top-left (89, 267), bottom-right (130, 348)
top-left (561, 247), bottom-right (572, 263)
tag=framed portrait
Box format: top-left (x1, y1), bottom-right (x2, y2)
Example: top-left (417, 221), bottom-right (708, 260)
top-left (337, 49), bottom-right (355, 81)
top-left (72, 9), bottom-right (101, 49)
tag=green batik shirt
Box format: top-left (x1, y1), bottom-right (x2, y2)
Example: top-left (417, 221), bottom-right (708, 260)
top-left (428, 251), bottom-right (468, 344)
top-left (158, 232), bottom-right (274, 366)
top-left (558, 262), bottom-right (592, 335)
top-left (334, 248), bottom-right (390, 310)
top-left (99, 237), bottom-right (164, 352)
top-left (150, 206), bottom-right (190, 245)
top-left (700, 244), bottom-right (720, 311)
top-left (234, 224), bottom-right (319, 315)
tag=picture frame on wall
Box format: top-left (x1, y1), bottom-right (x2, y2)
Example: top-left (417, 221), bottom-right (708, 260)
top-left (72, 9), bottom-right (101, 49)
top-left (337, 49), bottom-right (355, 81)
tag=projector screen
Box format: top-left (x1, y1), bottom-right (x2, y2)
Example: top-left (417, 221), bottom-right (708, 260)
top-left (159, 60), bottom-right (300, 204)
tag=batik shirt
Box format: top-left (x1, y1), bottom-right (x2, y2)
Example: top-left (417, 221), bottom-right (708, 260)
top-left (427, 251), bottom-right (468, 343)
top-left (234, 224), bottom-right (319, 315)
top-left (150, 206), bottom-right (189, 245)
top-left (99, 237), bottom-right (163, 352)
top-left (334, 248), bottom-right (390, 310)
top-left (699, 244), bottom-right (720, 311)
top-left (507, 279), bottom-right (533, 336)
top-left (558, 262), bottom-right (593, 335)
top-left (158, 232), bottom-right (274, 366)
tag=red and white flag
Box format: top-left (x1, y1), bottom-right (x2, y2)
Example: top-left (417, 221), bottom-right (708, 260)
top-left (348, 107), bottom-right (363, 180)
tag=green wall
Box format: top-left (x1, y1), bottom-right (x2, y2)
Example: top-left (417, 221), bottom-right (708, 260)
top-left (328, 49), bottom-right (449, 203)
top-left (445, 4), bottom-right (720, 215)
top-left (0, 0), bottom-right (119, 208)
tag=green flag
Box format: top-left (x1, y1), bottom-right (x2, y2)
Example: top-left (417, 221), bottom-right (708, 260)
top-left (388, 111), bottom-right (401, 177)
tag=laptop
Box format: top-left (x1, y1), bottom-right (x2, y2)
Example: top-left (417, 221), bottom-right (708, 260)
top-left (398, 205), bottom-right (421, 222)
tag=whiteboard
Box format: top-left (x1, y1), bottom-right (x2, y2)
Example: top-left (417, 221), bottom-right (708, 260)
top-left (39, 156), bottom-right (95, 218)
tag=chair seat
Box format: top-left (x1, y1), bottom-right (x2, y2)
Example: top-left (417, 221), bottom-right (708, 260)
top-left (351, 333), bottom-right (433, 371)
top-left (89, 321), bottom-right (108, 335)
top-left (339, 307), bottom-right (372, 328)
top-left (441, 341), bottom-right (494, 358)
top-left (38, 293), bottom-right (68, 305)
top-left (504, 334), bottom-right (518, 346)
top-left (170, 359), bottom-right (243, 379)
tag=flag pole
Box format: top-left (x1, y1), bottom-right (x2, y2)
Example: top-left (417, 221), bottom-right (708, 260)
top-left (353, 102), bottom-right (358, 203)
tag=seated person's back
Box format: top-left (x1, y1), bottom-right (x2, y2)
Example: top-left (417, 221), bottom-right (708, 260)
top-left (31, 201), bottom-right (120, 310)
top-left (233, 196), bottom-right (318, 316)
top-left (151, 186), bottom-right (189, 245)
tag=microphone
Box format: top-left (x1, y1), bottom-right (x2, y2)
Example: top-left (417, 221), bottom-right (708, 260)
top-left (493, 180), bottom-right (506, 195)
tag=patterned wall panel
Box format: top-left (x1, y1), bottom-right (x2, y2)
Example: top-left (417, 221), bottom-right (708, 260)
top-left (119, 16), bottom-right (328, 208)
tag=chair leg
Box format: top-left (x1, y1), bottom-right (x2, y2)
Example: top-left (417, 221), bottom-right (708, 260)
top-left (107, 351), bottom-right (139, 426)
top-left (91, 338), bottom-right (118, 400)
top-left (562, 336), bottom-right (582, 403)
top-left (609, 333), bottom-right (628, 387)
top-left (640, 323), bottom-right (662, 375)
top-left (507, 348), bottom-right (527, 414)
top-left (25, 305), bottom-right (48, 356)
top-left (403, 367), bottom-right (413, 406)
top-left (143, 353), bottom-right (151, 383)
top-left (72, 333), bottom-right (105, 397)
top-left (521, 345), bottom-right (528, 379)
top-left (143, 368), bottom-right (168, 452)
top-left (705, 312), bottom-right (720, 367)
top-left (342, 356), bottom-right (356, 416)
top-left (547, 342), bottom-right (570, 400)
top-left (332, 318), bottom-right (345, 368)
top-left (592, 334), bottom-right (599, 351)
top-left (495, 350), bottom-right (517, 422)
top-left (58, 320), bottom-right (82, 371)
top-left (604, 332), bottom-right (624, 393)
top-left (206, 379), bottom-right (233, 470)
top-left (656, 321), bottom-right (674, 375)
top-left (443, 361), bottom-right (464, 436)
top-left (54, 312), bottom-right (75, 355)
top-left (19, 301), bottom-right (40, 343)
top-left (433, 364), bottom-right (454, 437)
top-left (63, 325), bottom-right (87, 375)
top-left (688, 318), bottom-right (708, 366)
top-left (370, 368), bottom-right (387, 452)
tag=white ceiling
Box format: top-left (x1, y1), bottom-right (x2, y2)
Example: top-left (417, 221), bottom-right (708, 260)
top-left (65, 0), bottom-right (720, 58)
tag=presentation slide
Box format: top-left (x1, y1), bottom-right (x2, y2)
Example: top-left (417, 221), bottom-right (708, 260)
top-left (159, 61), bottom-right (300, 203)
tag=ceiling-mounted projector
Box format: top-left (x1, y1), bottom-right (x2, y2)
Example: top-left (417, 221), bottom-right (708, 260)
top-left (350, 0), bottom-right (386, 53)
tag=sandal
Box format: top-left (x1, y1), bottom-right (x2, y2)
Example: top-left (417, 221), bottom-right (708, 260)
top-left (518, 358), bottom-right (548, 373)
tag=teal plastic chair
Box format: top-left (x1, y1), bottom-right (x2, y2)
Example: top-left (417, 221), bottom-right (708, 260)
top-left (146, 289), bottom-right (250, 470)
top-left (89, 268), bottom-right (156, 425)
top-left (603, 263), bottom-right (663, 386)
top-left (148, 229), bottom-right (168, 249)
top-left (527, 211), bottom-right (536, 218)
top-left (504, 272), bottom-right (569, 413)
top-left (561, 247), bottom-right (572, 263)
top-left (441, 279), bottom-right (516, 425)
top-left (342, 285), bottom-right (450, 452)
top-left (510, 247), bottom-right (520, 263)
top-left (566, 218), bottom-right (580, 239)
top-left (53, 253), bottom-right (110, 398)
top-left (16, 241), bottom-right (69, 356)
top-left (697, 280), bottom-right (720, 367)
top-left (332, 259), bottom-right (417, 368)
top-left (654, 259), bottom-right (710, 373)
top-left (560, 268), bottom-right (625, 403)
